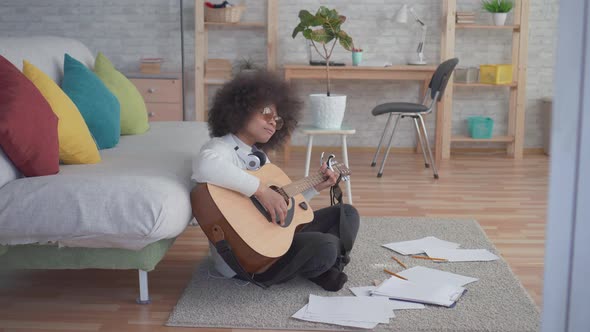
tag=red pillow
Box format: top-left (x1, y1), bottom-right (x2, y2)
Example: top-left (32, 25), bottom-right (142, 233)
top-left (0, 56), bottom-right (59, 176)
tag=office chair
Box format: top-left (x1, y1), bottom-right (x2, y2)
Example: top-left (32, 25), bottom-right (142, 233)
top-left (370, 58), bottom-right (459, 179)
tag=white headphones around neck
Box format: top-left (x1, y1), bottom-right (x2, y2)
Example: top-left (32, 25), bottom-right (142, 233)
top-left (228, 135), bottom-right (268, 171)
top-left (234, 146), bottom-right (267, 170)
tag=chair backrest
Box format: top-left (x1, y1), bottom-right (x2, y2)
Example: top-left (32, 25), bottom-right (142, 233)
top-left (428, 58), bottom-right (459, 101)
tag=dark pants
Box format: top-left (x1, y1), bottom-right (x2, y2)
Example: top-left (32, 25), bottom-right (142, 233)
top-left (254, 204), bottom-right (360, 285)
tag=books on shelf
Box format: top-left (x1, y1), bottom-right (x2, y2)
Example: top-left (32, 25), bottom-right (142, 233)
top-left (456, 11), bottom-right (476, 24)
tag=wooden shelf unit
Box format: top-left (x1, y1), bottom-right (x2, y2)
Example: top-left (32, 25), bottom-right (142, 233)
top-left (194, 0), bottom-right (278, 121)
top-left (204, 22), bottom-right (266, 28)
top-left (451, 135), bottom-right (515, 143)
top-left (439, 0), bottom-right (529, 160)
top-left (454, 82), bottom-right (518, 88)
top-left (455, 24), bottom-right (520, 30)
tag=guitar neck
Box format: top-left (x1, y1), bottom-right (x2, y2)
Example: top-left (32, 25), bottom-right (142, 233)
top-left (282, 173), bottom-right (327, 198)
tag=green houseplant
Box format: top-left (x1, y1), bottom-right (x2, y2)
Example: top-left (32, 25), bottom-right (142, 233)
top-left (236, 57), bottom-right (259, 74)
top-left (292, 6), bottom-right (354, 128)
top-left (292, 6), bottom-right (354, 96)
top-left (481, 0), bottom-right (514, 26)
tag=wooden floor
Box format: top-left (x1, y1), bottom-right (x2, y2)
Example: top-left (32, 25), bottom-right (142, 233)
top-left (0, 150), bottom-right (548, 332)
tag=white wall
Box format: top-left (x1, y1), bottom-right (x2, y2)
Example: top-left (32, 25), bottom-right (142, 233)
top-left (0, 0), bottom-right (558, 148)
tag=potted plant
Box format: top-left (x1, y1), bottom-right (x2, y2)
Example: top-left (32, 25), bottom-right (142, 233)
top-left (482, 0), bottom-right (514, 26)
top-left (292, 6), bottom-right (354, 129)
top-left (236, 57), bottom-right (259, 74)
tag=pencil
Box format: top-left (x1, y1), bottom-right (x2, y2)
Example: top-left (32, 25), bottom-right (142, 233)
top-left (391, 256), bottom-right (407, 269)
top-left (410, 255), bottom-right (448, 262)
top-left (383, 269), bottom-right (408, 281)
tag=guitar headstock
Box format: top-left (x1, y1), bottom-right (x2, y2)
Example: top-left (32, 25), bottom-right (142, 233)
top-left (321, 153), bottom-right (351, 182)
top-left (331, 162), bottom-right (351, 182)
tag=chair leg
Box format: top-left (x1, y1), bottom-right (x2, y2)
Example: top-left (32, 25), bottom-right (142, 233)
top-left (377, 115), bottom-right (401, 178)
top-left (304, 134), bottom-right (313, 177)
top-left (371, 113), bottom-right (394, 167)
top-left (417, 114), bottom-right (439, 179)
top-left (413, 117), bottom-right (430, 168)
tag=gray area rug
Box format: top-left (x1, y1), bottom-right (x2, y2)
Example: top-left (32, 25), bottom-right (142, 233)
top-left (167, 217), bottom-right (540, 331)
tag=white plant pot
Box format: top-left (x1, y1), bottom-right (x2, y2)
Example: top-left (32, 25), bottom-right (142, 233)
top-left (309, 94), bottom-right (347, 129)
top-left (493, 13), bottom-right (508, 26)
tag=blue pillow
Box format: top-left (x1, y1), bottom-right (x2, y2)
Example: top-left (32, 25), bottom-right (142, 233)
top-left (61, 54), bottom-right (120, 149)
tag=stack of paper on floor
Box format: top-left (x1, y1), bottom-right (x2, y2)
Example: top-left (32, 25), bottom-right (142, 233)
top-left (383, 236), bottom-right (499, 262)
top-left (349, 286), bottom-right (426, 310)
top-left (371, 267), bottom-right (478, 307)
top-left (292, 294), bottom-right (395, 329)
top-left (423, 247), bottom-right (499, 262)
top-left (382, 236), bottom-right (460, 255)
top-left (398, 266), bottom-right (478, 287)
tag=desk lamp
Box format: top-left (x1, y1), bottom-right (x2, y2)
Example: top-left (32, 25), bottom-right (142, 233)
top-left (395, 4), bottom-right (428, 65)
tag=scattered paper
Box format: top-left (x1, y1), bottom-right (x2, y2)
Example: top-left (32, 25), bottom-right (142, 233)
top-left (307, 295), bottom-right (392, 324)
top-left (372, 277), bottom-right (466, 307)
top-left (292, 305), bottom-right (379, 329)
top-left (424, 248), bottom-right (499, 262)
top-left (398, 266), bottom-right (479, 287)
top-left (294, 238), bottom-right (496, 328)
top-left (349, 286), bottom-right (426, 310)
top-left (292, 295), bottom-right (394, 329)
top-left (382, 236), bottom-right (460, 255)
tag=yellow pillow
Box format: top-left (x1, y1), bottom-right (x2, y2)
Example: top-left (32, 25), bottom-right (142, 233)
top-left (23, 61), bottom-right (101, 164)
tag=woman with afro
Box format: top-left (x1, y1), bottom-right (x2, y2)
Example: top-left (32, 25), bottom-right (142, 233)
top-left (192, 70), bottom-right (359, 291)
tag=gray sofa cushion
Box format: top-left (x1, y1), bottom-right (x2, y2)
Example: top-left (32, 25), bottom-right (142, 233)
top-left (0, 147), bottom-right (20, 189)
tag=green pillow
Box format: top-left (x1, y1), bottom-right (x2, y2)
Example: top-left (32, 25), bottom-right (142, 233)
top-left (94, 53), bottom-right (149, 135)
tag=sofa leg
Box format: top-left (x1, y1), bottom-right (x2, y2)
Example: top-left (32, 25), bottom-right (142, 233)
top-left (136, 269), bottom-right (151, 304)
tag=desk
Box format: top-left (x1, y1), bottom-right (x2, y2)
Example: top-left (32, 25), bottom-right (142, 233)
top-left (283, 64), bottom-right (445, 164)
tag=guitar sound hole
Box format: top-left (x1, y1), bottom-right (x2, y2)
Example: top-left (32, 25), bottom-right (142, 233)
top-left (270, 185), bottom-right (290, 205)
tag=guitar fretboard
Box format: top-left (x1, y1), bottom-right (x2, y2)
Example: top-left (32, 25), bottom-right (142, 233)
top-left (282, 173), bottom-right (328, 198)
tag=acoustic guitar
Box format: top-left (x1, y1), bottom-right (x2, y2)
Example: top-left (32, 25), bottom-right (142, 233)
top-left (191, 162), bottom-right (350, 274)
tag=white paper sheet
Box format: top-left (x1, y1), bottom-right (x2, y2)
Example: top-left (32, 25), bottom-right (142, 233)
top-left (398, 266), bottom-right (479, 287)
top-left (306, 295), bottom-right (393, 323)
top-left (382, 236), bottom-right (460, 255)
top-left (292, 295), bottom-right (396, 329)
top-left (292, 305), bottom-right (379, 329)
top-left (349, 286), bottom-right (426, 310)
top-left (372, 277), bottom-right (466, 307)
top-left (423, 247), bottom-right (499, 262)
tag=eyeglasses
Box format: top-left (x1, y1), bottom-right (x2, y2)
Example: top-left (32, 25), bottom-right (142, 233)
top-left (261, 106), bottom-right (284, 130)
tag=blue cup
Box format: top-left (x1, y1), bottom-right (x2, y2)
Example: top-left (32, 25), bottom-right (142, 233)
top-left (352, 52), bottom-right (363, 66)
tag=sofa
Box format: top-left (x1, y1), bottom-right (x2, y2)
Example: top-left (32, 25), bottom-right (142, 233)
top-left (0, 36), bottom-right (209, 303)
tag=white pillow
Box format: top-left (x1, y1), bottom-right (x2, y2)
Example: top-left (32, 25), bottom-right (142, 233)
top-left (0, 146), bottom-right (20, 189)
top-left (0, 36), bottom-right (95, 84)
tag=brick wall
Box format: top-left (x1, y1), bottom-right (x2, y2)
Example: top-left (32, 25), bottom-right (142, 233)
top-left (0, 0), bottom-right (558, 148)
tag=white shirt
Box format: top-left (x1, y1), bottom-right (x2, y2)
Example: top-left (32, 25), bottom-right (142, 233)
top-left (192, 134), bottom-right (318, 277)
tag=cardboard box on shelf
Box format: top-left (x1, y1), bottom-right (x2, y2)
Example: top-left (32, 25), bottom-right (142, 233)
top-left (140, 58), bottom-right (163, 74)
